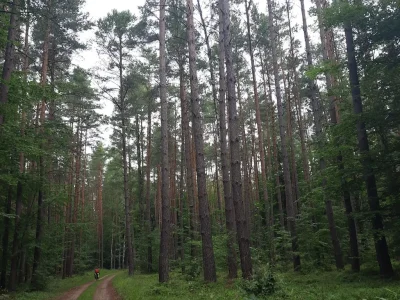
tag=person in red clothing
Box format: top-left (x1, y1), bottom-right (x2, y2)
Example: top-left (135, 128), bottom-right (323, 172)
top-left (94, 267), bottom-right (100, 279)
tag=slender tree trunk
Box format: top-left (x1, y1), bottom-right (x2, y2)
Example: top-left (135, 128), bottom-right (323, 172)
top-left (145, 106), bottom-right (153, 273)
top-left (169, 132), bottom-right (177, 260)
top-left (118, 34), bottom-right (134, 276)
top-left (32, 0), bottom-right (51, 283)
top-left (187, 0), bottom-right (217, 282)
top-left (178, 140), bottom-right (185, 273)
top-left (259, 55), bottom-right (273, 179)
top-left (238, 102), bottom-right (252, 233)
top-left (266, 69), bottom-right (285, 230)
top-left (97, 161), bottom-right (104, 268)
top-left (0, 0), bottom-right (19, 125)
top-left (343, 15), bottom-right (393, 277)
top-left (9, 6), bottom-right (29, 290)
top-left (221, 0), bottom-right (252, 279)
top-left (244, 0), bottom-right (270, 225)
top-left (68, 123), bottom-right (82, 276)
top-left (267, 0), bottom-right (300, 271)
top-left (0, 188), bottom-right (12, 288)
top-left (159, 0), bottom-right (170, 282)
top-left (280, 53), bottom-right (300, 215)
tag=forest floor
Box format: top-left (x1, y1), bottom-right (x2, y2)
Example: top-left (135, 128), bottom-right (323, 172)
top-left (9, 267), bottom-right (400, 300)
top-left (112, 268), bottom-right (400, 300)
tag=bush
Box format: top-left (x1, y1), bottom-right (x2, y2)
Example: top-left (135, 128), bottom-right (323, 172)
top-left (184, 257), bottom-right (201, 281)
top-left (240, 265), bottom-right (277, 298)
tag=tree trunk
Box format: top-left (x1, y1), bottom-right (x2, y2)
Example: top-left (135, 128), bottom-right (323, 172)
top-left (145, 106), bottom-right (153, 273)
top-left (0, 0), bottom-right (19, 125)
top-left (267, 0), bottom-right (300, 271)
top-left (9, 7), bottom-right (29, 290)
top-left (32, 0), bottom-right (51, 283)
top-left (187, 0), bottom-right (217, 282)
top-left (343, 15), bottom-right (393, 277)
top-left (118, 33), bottom-right (134, 276)
top-left (221, 0), bottom-right (253, 279)
top-left (179, 61), bottom-right (198, 258)
top-left (244, 0), bottom-right (270, 224)
top-left (280, 54), bottom-right (300, 214)
top-left (159, 0), bottom-right (170, 282)
top-left (69, 123), bottom-right (82, 276)
top-left (0, 187), bottom-right (12, 288)
top-left (178, 140), bottom-right (185, 273)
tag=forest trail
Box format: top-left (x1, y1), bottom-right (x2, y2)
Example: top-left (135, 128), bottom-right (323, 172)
top-left (54, 274), bottom-right (113, 300)
top-left (93, 274), bottom-right (120, 300)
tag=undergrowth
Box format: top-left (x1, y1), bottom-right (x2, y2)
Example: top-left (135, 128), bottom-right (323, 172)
top-left (114, 267), bottom-right (400, 300)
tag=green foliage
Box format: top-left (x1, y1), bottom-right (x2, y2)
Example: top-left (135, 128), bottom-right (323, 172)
top-left (239, 265), bottom-right (277, 298)
top-left (184, 257), bottom-right (202, 281)
top-left (111, 269), bottom-right (400, 300)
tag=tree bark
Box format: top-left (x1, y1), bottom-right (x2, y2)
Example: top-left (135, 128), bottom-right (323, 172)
top-left (159, 0), bottom-right (170, 282)
top-left (145, 106), bottom-right (153, 273)
top-left (10, 5), bottom-right (29, 290)
top-left (179, 63), bottom-right (197, 258)
top-left (32, 0), bottom-right (51, 283)
top-left (117, 32), bottom-right (134, 276)
top-left (0, 0), bottom-right (19, 125)
top-left (187, 0), bottom-right (217, 282)
top-left (218, 5), bottom-right (238, 278)
top-left (0, 188), bottom-right (12, 288)
top-left (221, 0), bottom-right (253, 279)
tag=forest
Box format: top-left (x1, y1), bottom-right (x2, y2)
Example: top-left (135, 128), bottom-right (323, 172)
top-left (0, 0), bottom-right (399, 299)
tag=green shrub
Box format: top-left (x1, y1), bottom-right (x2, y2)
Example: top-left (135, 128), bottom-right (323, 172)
top-left (184, 257), bottom-right (201, 281)
top-left (240, 265), bottom-right (277, 298)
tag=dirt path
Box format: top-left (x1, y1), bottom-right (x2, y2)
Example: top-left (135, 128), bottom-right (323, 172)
top-left (54, 275), bottom-right (109, 300)
top-left (93, 274), bottom-right (120, 300)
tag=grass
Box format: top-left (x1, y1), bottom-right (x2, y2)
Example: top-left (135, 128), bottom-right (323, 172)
top-left (113, 268), bottom-right (400, 300)
top-left (113, 272), bottom-right (241, 300)
top-left (270, 270), bottom-right (400, 300)
top-left (5, 267), bottom-right (400, 300)
top-left (10, 269), bottom-right (116, 300)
